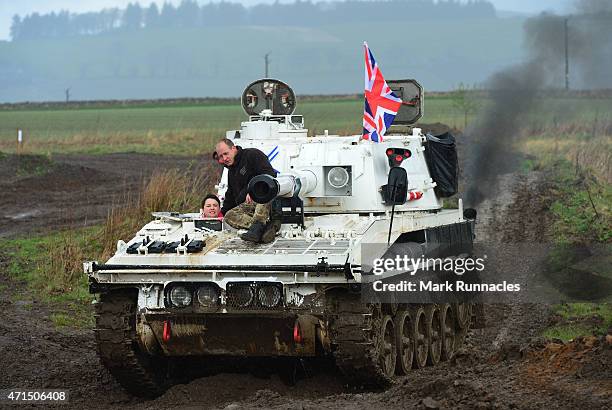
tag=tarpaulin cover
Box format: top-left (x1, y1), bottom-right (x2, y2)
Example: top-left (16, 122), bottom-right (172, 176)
top-left (424, 132), bottom-right (458, 197)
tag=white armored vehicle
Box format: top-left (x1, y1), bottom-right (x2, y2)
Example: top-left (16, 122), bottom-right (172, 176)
top-left (86, 79), bottom-right (478, 397)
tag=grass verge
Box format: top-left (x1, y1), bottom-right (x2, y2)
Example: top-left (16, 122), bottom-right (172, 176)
top-left (520, 132), bottom-right (611, 341)
top-left (100, 165), bottom-right (215, 258)
top-left (2, 227), bottom-right (102, 329)
top-left (543, 303), bottom-right (612, 342)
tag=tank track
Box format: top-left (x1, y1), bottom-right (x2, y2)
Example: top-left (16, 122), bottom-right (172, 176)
top-left (94, 289), bottom-right (169, 398)
top-left (325, 290), bottom-right (390, 387)
top-left (326, 289), bottom-right (472, 387)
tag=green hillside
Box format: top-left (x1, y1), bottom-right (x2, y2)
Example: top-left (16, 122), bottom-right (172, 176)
top-left (0, 18), bottom-right (526, 102)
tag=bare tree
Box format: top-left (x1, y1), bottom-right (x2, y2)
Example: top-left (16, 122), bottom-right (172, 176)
top-left (451, 82), bottom-right (481, 130)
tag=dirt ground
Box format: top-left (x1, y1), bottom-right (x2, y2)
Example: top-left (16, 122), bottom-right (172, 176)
top-left (0, 153), bottom-right (610, 409)
top-left (0, 153), bottom-right (213, 239)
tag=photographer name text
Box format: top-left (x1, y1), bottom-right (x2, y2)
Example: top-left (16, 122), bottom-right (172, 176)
top-left (372, 280), bottom-right (521, 292)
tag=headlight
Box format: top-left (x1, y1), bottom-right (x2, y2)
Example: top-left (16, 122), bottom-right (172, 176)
top-left (169, 286), bottom-right (192, 308)
top-left (196, 285), bottom-right (219, 308)
top-left (230, 284), bottom-right (255, 308)
top-left (258, 285), bottom-right (282, 308)
top-left (327, 166), bottom-right (350, 188)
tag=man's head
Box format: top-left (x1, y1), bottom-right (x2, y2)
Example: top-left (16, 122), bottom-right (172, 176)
top-left (215, 138), bottom-right (238, 167)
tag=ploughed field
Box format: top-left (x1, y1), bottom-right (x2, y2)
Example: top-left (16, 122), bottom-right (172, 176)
top-left (0, 153), bottom-right (208, 239)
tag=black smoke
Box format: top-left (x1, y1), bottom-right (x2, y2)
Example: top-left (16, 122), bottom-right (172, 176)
top-left (464, 0), bottom-right (612, 207)
top-left (463, 63), bottom-right (544, 206)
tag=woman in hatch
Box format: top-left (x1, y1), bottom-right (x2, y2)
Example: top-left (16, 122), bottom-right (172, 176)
top-left (200, 194), bottom-right (223, 219)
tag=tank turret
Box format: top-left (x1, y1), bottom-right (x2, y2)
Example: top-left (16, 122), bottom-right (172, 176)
top-left (218, 79), bottom-right (445, 213)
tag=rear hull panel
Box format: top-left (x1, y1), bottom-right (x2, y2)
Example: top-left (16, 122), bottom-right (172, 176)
top-left (144, 314), bottom-right (320, 357)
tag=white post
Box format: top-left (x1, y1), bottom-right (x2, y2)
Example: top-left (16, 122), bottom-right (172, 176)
top-left (17, 129), bottom-right (23, 154)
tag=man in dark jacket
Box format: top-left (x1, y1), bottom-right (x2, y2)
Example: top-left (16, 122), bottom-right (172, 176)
top-left (215, 138), bottom-right (278, 243)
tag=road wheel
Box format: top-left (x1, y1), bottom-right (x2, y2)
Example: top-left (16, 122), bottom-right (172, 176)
top-left (440, 303), bottom-right (456, 361)
top-left (394, 309), bottom-right (414, 375)
top-left (454, 303), bottom-right (472, 348)
top-left (378, 315), bottom-right (397, 377)
top-left (425, 305), bottom-right (442, 365)
top-left (455, 302), bottom-right (472, 329)
top-left (411, 306), bottom-right (428, 369)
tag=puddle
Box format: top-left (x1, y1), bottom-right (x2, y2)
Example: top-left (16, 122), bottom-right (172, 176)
top-left (5, 209), bottom-right (42, 220)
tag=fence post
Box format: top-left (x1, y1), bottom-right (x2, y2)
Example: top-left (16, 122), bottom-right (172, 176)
top-left (17, 128), bottom-right (23, 155)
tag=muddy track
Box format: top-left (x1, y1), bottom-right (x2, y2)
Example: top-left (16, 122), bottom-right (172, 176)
top-left (0, 154), bottom-right (610, 409)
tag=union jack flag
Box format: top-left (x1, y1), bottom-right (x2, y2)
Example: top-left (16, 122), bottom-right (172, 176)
top-left (362, 42), bottom-right (402, 142)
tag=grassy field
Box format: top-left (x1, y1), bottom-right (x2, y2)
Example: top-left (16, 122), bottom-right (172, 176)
top-left (1, 94), bottom-right (612, 155)
top-left (2, 228), bottom-right (100, 328)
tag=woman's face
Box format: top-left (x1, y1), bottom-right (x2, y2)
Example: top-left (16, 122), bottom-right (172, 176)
top-left (202, 198), bottom-right (220, 218)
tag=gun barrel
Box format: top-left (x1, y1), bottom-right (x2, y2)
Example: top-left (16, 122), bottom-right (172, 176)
top-left (248, 172), bottom-right (316, 204)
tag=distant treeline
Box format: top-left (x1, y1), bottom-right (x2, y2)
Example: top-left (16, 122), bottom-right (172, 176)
top-left (10, 0), bottom-right (496, 41)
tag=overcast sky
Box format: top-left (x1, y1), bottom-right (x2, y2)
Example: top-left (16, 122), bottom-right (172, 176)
top-left (0, 0), bottom-right (572, 41)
